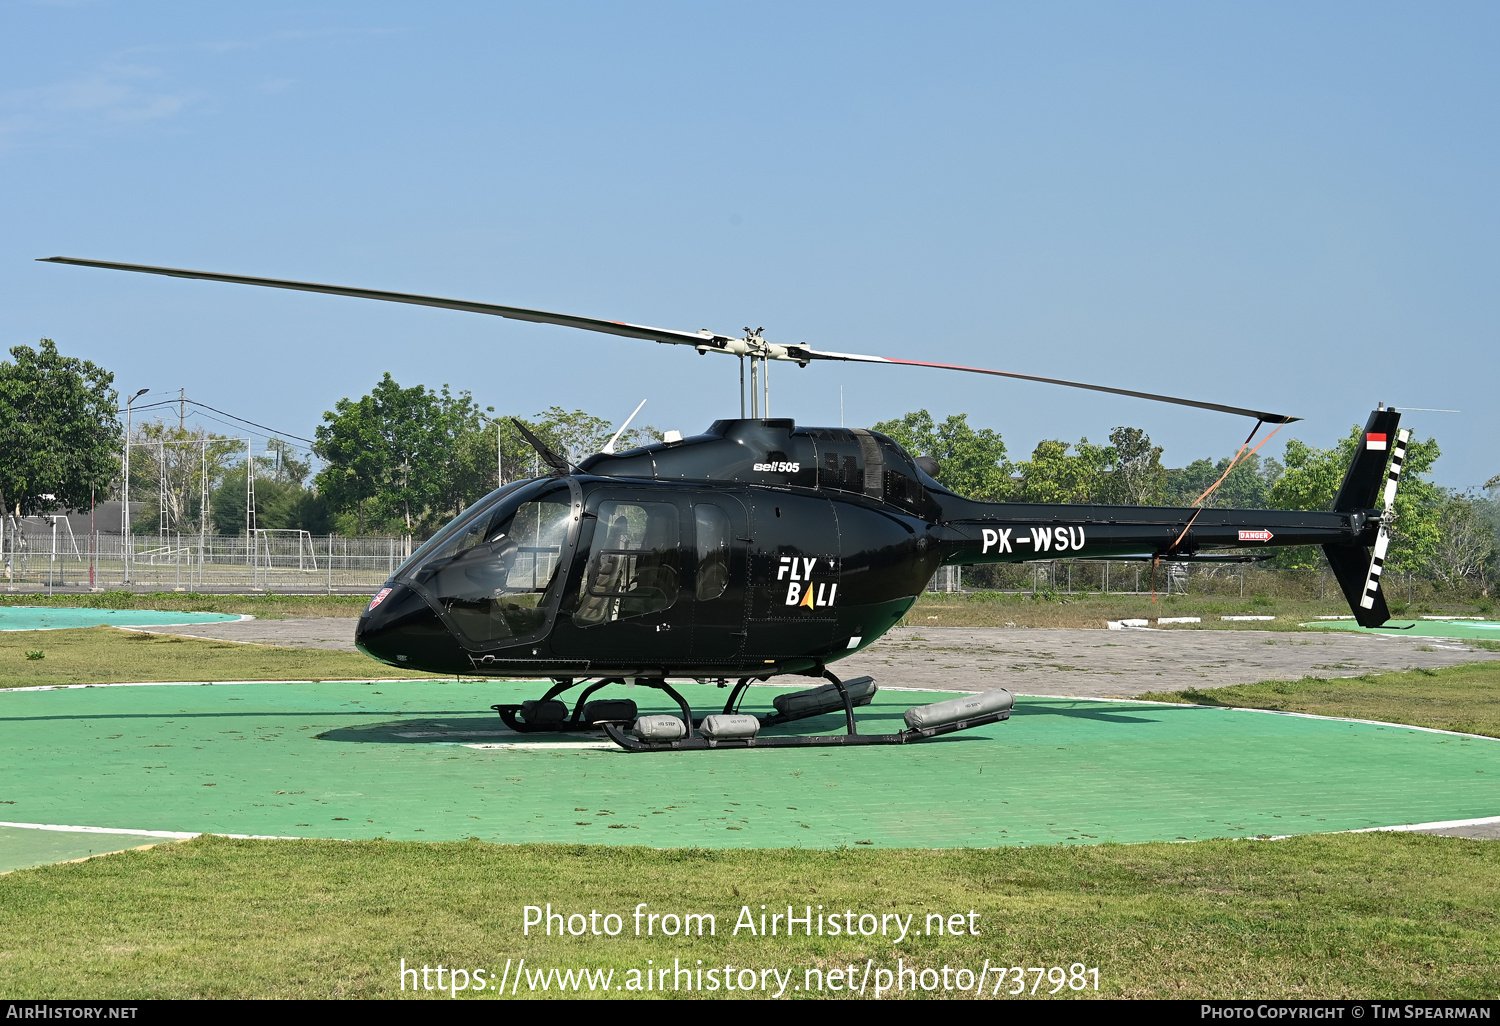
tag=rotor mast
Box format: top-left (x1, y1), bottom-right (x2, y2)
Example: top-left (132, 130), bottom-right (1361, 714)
top-left (707, 327), bottom-right (795, 418)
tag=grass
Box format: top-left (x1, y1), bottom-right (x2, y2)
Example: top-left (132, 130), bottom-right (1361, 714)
top-left (0, 832), bottom-right (1496, 999)
top-left (1138, 662), bottom-right (1500, 739)
top-left (0, 627), bottom-right (439, 687)
top-left (901, 591), bottom-right (1495, 631)
top-left (0, 591), bottom-right (370, 619)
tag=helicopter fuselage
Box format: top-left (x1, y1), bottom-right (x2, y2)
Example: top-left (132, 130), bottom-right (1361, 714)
top-left (355, 418), bottom-right (1376, 680)
top-left (36, 256), bottom-right (1397, 698)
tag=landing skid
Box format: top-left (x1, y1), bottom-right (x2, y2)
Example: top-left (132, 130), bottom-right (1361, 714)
top-left (599, 711), bottom-right (1010, 751)
top-left (491, 671), bottom-right (1013, 752)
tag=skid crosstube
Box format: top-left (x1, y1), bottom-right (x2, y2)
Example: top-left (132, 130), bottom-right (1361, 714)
top-left (600, 710), bottom-right (1010, 751)
top-left (493, 706), bottom-right (553, 733)
top-left (493, 675), bottom-right (693, 733)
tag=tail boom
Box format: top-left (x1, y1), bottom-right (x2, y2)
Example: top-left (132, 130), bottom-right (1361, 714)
top-left (930, 407), bottom-right (1406, 628)
top-left (935, 504), bottom-right (1372, 565)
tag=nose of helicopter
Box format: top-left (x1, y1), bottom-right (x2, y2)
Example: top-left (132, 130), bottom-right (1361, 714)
top-left (355, 581), bottom-right (457, 671)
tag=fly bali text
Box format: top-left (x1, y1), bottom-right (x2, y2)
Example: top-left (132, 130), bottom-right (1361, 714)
top-left (777, 555), bottom-right (837, 609)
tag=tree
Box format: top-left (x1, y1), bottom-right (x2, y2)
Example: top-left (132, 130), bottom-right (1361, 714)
top-left (429, 386), bottom-right (495, 521)
top-left (126, 421), bottom-right (242, 533)
top-left (1101, 426), bottom-right (1166, 505)
top-left (1477, 481), bottom-right (1500, 593)
top-left (1013, 437), bottom-right (1113, 504)
top-left (872, 410), bottom-right (939, 460)
top-left (1164, 452), bottom-right (1280, 509)
top-left (210, 467), bottom-right (332, 535)
top-left (494, 407), bottom-right (658, 481)
top-left (315, 372), bottom-right (672, 536)
top-left (872, 410), bottom-right (1011, 500)
top-left (315, 374), bottom-right (450, 534)
top-left (0, 339), bottom-right (120, 518)
top-left (1428, 492), bottom-right (1495, 594)
top-left (531, 407), bottom-right (616, 466)
top-left (257, 438), bottom-right (311, 487)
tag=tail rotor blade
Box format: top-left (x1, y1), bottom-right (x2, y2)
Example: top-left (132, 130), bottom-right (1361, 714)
top-left (1359, 428), bottom-right (1411, 615)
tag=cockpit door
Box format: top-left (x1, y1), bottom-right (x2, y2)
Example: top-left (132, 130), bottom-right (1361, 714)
top-left (688, 494), bottom-right (749, 667)
top-left (552, 491), bottom-right (693, 666)
top-left (402, 478), bottom-right (581, 653)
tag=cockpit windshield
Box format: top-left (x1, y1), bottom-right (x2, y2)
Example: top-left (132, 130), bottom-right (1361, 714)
top-left (400, 479), bottom-right (575, 643)
top-left (393, 479), bottom-right (534, 581)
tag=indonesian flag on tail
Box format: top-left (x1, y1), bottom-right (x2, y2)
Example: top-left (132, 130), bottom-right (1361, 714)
top-left (1366, 432), bottom-right (1388, 451)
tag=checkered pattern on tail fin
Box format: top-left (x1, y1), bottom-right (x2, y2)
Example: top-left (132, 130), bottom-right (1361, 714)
top-left (1360, 429), bottom-right (1410, 610)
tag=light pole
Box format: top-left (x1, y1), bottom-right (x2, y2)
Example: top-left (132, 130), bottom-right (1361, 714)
top-left (479, 414), bottom-right (504, 492)
top-left (122, 388), bottom-right (148, 583)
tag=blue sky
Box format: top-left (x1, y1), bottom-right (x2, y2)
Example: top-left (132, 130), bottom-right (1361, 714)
top-left (2, 2), bottom-right (1496, 487)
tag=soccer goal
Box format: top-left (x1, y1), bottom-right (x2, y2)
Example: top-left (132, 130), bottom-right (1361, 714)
top-left (251, 529), bottom-right (319, 571)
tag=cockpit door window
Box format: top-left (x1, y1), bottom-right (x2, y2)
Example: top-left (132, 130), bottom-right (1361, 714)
top-left (694, 503), bottom-right (731, 601)
top-left (573, 500), bottom-right (681, 625)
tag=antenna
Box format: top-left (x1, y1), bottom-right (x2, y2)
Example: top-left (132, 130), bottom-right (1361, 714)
top-left (602, 399), bottom-right (648, 454)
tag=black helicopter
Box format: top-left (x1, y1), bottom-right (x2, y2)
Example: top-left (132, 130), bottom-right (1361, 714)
top-left (41, 256), bottom-right (1409, 752)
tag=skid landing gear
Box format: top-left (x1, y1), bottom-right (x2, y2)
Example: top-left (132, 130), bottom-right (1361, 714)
top-left (492, 676), bottom-right (647, 733)
top-left (494, 671), bottom-right (1014, 751)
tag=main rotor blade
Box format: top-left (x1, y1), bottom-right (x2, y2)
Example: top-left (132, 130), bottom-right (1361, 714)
top-left (37, 256), bottom-right (728, 349)
top-left (42, 255), bottom-right (1299, 423)
top-left (804, 349), bottom-right (1300, 424)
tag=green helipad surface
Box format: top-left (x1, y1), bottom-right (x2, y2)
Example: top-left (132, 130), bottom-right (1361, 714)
top-left (0, 827), bottom-right (165, 873)
top-left (0, 607), bottom-right (246, 631)
top-left (1303, 619), bottom-right (1500, 639)
top-left (1, 679), bottom-right (1496, 870)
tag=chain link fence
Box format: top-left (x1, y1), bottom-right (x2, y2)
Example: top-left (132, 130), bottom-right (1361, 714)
top-left (0, 518), bottom-right (412, 594)
top-left (932, 559), bottom-right (1476, 606)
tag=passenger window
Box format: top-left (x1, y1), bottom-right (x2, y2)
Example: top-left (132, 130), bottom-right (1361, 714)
top-left (574, 501), bottom-right (681, 625)
top-left (695, 504), bottom-right (730, 601)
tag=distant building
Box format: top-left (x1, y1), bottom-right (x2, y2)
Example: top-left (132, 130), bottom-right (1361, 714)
top-left (10, 501), bottom-right (146, 537)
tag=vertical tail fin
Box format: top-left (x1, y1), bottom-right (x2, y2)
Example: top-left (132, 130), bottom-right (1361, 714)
top-left (1324, 543), bottom-right (1389, 626)
top-left (1322, 410), bottom-right (1409, 627)
top-left (1331, 407), bottom-right (1402, 512)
